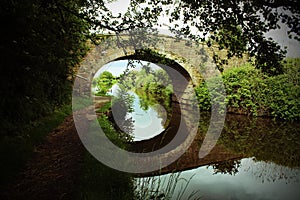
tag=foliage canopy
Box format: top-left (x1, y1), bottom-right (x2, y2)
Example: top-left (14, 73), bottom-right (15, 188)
top-left (80, 0), bottom-right (300, 75)
top-left (0, 0), bottom-right (90, 136)
top-left (1, 0), bottom-right (299, 134)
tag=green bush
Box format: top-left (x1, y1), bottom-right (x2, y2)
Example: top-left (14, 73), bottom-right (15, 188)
top-left (195, 75), bottom-right (226, 113)
top-left (265, 74), bottom-right (300, 120)
top-left (222, 63), bottom-right (269, 116)
top-left (195, 59), bottom-right (300, 120)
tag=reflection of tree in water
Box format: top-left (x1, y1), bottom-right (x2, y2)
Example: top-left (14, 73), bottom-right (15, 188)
top-left (242, 158), bottom-right (300, 184)
top-left (209, 159), bottom-right (241, 175)
top-left (220, 115), bottom-right (300, 169)
top-left (117, 61), bottom-right (173, 128)
top-left (199, 112), bottom-right (300, 182)
top-left (111, 85), bottom-right (135, 141)
top-left (198, 113), bottom-right (300, 168)
top-left (135, 89), bottom-right (172, 128)
top-left (222, 115), bottom-right (300, 182)
top-left (152, 104), bottom-right (168, 127)
top-left (209, 158), bottom-right (300, 184)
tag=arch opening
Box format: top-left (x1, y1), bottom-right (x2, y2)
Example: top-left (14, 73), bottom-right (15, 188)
top-left (91, 59), bottom-right (173, 143)
top-left (91, 51), bottom-right (198, 153)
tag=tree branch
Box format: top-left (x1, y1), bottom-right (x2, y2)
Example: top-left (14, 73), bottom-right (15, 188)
top-left (260, 0), bottom-right (299, 9)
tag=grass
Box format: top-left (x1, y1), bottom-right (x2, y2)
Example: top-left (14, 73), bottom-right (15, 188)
top-left (77, 152), bottom-right (201, 200)
top-left (134, 173), bottom-right (201, 200)
top-left (75, 102), bottom-right (135, 200)
top-left (0, 104), bottom-right (72, 186)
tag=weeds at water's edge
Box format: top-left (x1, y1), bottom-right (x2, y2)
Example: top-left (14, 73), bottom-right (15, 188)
top-left (134, 172), bottom-right (201, 200)
top-left (78, 153), bottom-right (201, 200)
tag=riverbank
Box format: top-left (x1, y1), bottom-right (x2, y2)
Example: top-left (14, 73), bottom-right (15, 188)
top-left (0, 101), bottom-right (135, 200)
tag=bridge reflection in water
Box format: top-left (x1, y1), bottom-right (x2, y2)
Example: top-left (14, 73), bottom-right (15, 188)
top-left (134, 113), bottom-right (300, 200)
top-left (92, 94), bottom-right (300, 178)
top-left (133, 111), bottom-right (300, 175)
top-left (92, 93), bottom-right (300, 199)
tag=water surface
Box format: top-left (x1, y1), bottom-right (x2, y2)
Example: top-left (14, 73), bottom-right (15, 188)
top-left (109, 84), bottom-right (170, 141)
top-left (137, 114), bottom-right (300, 200)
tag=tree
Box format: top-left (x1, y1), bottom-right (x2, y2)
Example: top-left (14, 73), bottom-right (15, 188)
top-left (0, 0), bottom-right (90, 136)
top-left (168, 0), bottom-right (300, 74)
top-left (79, 0), bottom-right (299, 75)
top-left (94, 71), bottom-right (116, 95)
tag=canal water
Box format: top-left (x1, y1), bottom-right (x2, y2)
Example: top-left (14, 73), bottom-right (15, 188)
top-left (136, 114), bottom-right (300, 200)
top-left (137, 157), bottom-right (299, 200)
top-left (93, 60), bottom-right (300, 199)
top-left (109, 84), bottom-right (168, 141)
top-left (108, 81), bottom-right (300, 199)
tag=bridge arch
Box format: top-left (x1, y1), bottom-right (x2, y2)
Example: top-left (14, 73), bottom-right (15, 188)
top-left (109, 53), bottom-right (195, 152)
top-left (80, 36), bottom-right (203, 148)
top-left (73, 34), bottom-right (216, 96)
top-left (72, 34), bottom-right (227, 173)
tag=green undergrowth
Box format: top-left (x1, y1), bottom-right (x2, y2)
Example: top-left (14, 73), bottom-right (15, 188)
top-left (196, 58), bottom-right (300, 120)
top-left (77, 151), bottom-right (135, 200)
top-left (76, 102), bottom-right (134, 199)
top-left (0, 104), bottom-right (71, 186)
top-left (77, 102), bottom-right (200, 199)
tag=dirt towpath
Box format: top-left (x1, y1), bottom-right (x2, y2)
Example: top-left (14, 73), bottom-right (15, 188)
top-left (1, 115), bottom-right (84, 200)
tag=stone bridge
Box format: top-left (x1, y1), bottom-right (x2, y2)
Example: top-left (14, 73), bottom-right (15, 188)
top-left (74, 34), bottom-right (218, 94)
top-left (73, 34), bottom-right (244, 174)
